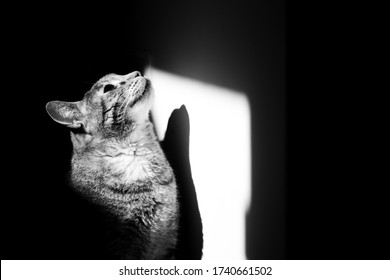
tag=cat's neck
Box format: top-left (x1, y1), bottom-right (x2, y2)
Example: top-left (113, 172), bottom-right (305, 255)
top-left (72, 121), bottom-right (164, 172)
top-left (117, 121), bottom-right (160, 158)
top-left (126, 121), bottom-right (159, 149)
top-left (74, 121), bottom-right (158, 157)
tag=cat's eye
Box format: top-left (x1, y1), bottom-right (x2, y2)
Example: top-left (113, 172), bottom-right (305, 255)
top-left (103, 84), bottom-right (116, 93)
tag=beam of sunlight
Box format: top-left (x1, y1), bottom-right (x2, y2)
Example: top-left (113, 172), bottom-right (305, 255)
top-left (146, 67), bottom-right (251, 259)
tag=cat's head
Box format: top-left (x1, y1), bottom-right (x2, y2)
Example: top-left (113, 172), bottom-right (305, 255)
top-left (46, 71), bottom-right (154, 151)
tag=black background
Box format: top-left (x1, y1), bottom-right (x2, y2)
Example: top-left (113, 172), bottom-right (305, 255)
top-left (2, 0), bottom-right (388, 260)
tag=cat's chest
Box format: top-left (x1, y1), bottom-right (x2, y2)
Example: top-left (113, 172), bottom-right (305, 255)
top-left (104, 153), bottom-right (155, 184)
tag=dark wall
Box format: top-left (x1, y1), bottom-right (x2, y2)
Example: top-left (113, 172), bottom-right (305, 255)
top-left (286, 2), bottom-right (390, 259)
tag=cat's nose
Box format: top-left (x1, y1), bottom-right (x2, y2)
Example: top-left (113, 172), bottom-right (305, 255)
top-left (122, 71), bottom-right (141, 81)
top-left (126, 71), bottom-right (141, 79)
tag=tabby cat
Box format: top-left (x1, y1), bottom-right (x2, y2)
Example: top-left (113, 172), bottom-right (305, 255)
top-left (46, 71), bottom-right (178, 259)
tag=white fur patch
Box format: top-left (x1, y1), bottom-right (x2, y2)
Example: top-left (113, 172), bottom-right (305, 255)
top-left (106, 153), bottom-right (154, 184)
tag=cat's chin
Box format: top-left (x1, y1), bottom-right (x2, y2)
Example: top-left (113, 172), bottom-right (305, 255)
top-left (125, 81), bottom-right (154, 123)
top-left (137, 78), bottom-right (153, 104)
top-left (126, 77), bottom-right (151, 104)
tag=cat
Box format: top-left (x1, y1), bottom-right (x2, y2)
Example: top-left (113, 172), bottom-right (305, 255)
top-left (46, 71), bottom-right (178, 259)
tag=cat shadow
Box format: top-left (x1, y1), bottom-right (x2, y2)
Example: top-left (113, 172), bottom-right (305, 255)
top-left (158, 105), bottom-right (203, 260)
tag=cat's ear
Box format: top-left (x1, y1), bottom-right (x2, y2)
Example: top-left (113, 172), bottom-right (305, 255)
top-left (46, 101), bottom-right (83, 128)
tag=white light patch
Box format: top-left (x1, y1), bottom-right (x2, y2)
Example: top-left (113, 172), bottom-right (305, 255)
top-left (146, 68), bottom-right (251, 259)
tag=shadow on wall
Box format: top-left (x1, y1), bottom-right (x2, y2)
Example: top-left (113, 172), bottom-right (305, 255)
top-left (159, 105), bottom-right (203, 259)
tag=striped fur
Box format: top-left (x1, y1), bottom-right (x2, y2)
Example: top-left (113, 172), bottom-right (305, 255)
top-left (46, 72), bottom-right (178, 259)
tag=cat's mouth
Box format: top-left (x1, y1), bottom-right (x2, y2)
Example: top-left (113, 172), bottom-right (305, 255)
top-left (120, 77), bottom-right (151, 109)
top-left (128, 77), bottom-right (150, 102)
